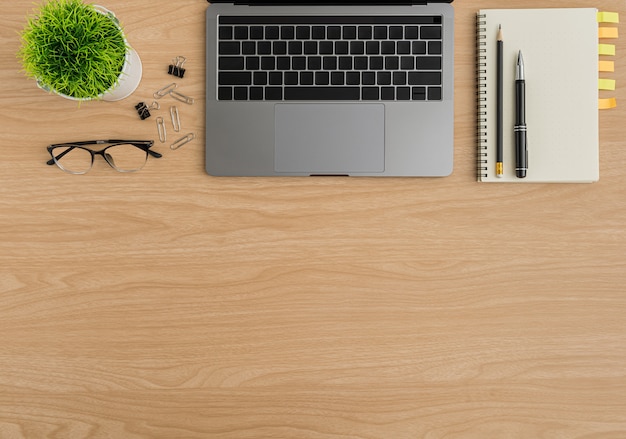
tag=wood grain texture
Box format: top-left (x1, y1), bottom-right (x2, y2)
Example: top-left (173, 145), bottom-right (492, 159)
top-left (1, 0), bottom-right (626, 437)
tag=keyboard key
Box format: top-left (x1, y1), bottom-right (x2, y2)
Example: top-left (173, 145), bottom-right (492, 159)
top-left (401, 56), bottom-right (415, 70)
top-left (250, 26), bottom-right (264, 39)
top-left (234, 26), bottom-right (248, 40)
top-left (381, 41), bottom-right (395, 54)
top-left (219, 57), bottom-right (244, 70)
top-left (219, 42), bottom-right (240, 55)
top-left (219, 26), bottom-right (233, 40)
top-left (408, 72), bottom-right (441, 85)
top-left (350, 41), bottom-right (365, 55)
top-left (335, 41), bottom-right (349, 55)
top-left (219, 72), bottom-right (251, 85)
top-left (331, 71), bottom-right (345, 85)
top-left (242, 42), bottom-right (256, 55)
top-left (343, 26), bottom-right (357, 39)
top-left (362, 72), bottom-right (376, 85)
top-left (261, 57), bottom-right (275, 70)
top-left (381, 87), bottom-right (395, 100)
top-left (323, 56), bottom-right (338, 70)
top-left (405, 27), bottom-right (419, 39)
top-left (374, 26), bottom-right (387, 39)
top-left (327, 26), bottom-right (342, 40)
top-left (312, 26), bottom-right (325, 39)
top-left (300, 72), bottom-right (314, 85)
top-left (257, 42), bottom-right (271, 55)
top-left (346, 72), bottom-right (360, 85)
top-left (339, 57), bottom-right (352, 70)
top-left (234, 86), bottom-right (247, 100)
top-left (429, 41), bottom-right (442, 55)
top-left (281, 26), bottom-right (295, 40)
top-left (397, 41), bottom-right (411, 54)
top-left (253, 71), bottom-right (267, 85)
top-left (385, 56), bottom-right (399, 70)
top-left (296, 26), bottom-right (310, 39)
top-left (393, 71), bottom-right (407, 85)
top-left (377, 72), bottom-right (392, 85)
top-left (417, 56), bottom-right (442, 70)
top-left (265, 87), bottom-right (283, 100)
top-left (358, 26), bottom-right (373, 39)
top-left (265, 26), bottom-right (280, 39)
top-left (412, 87), bottom-right (426, 100)
top-left (288, 41), bottom-right (303, 55)
top-left (218, 87), bottom-right (232, 100)
top-left (354, 57), bottom-right (368, 70)
top-left (428, 87), bottom-right (442, 100)
top-left (250, 87), bottom-right (263, 100)
top-left (315, 71), bottom-right (330, 85)
top-left (284, 72), bottom-right (299, 85)
top-left (292, 57), bottom-right (307, 70)
top-left (397, 87), bottom-right (410, 100)
top-left (273, 41), bottom-right (287, 55)
top-left (362, 87), bottom-right (379, 100)
top-left (389, 26), bottom-right (403, 39)
top-left (319, 42), bottom-right (334, 55)
top-left (246, 56), bottom-right (260, 70)
top-left (308, 56), bottom-right (322, 70)
top-left (285, 87), bottom-right (360, 100)
top-left (421, 26), bottom-right (442, 40)
top-left (277, 56), bottom-right (291, 70)
top-left (366, 41), bottom-right (380, 55)
top-left (412, 41), bottom-right (427, 54)
top-left (370, 56), bottom-right (384, 70)
top-left (304, 41), bottom-right (318, 55)
top-left (269, 71), bottom-right (282, 85)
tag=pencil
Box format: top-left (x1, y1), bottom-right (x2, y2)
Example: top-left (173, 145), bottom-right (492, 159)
top-left (496, 24), bottom-right (504, 177)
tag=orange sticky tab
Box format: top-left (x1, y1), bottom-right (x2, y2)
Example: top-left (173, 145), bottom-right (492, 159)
top-left (599, 60), bottom-right (615, 72)
top-left (599, 98), bottom-right (617, 109)
top-left (599, 27), bottom-right (619, 38)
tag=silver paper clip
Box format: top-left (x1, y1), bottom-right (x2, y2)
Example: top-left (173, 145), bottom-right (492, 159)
top-left (153, 83), bottom-right (177, 99)
top-left (169, 90), bottom-right (195, 105)
top-left (170, 133), bottom-right (195, 150)
top-left (170, 106), bottom-right (181, 132)
top-left (156, 117), bottom-right (167, 143)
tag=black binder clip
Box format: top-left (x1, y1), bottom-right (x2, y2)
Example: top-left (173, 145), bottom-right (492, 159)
top-left (168, 56), bottom-right (187, 78)
top-left (135, 101), bottom-right (160, 120)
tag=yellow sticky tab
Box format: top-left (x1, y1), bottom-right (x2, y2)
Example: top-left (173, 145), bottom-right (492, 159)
top-left (599, 60), bottom-right (615, 72)
top-left (599, 98), bottom-right (617, 109)
top-left (599, 78), bottom-right (616, 90)
top-left (598, 12), bottom-right (619, 23)
top-left (599, 27), bottom-right (619, 39)
top-left (599, 44), bottom-right (616, 56)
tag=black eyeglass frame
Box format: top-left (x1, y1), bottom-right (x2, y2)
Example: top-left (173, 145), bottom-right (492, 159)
top-left (46, 140), bottom-right (161, 173)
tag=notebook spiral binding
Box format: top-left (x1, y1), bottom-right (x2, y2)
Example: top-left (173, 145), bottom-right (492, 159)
top-left (476, 13), bottom-right (488, 180)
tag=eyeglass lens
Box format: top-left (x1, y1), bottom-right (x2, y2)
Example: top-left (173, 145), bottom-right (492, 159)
top-left (51, 144), bottom-right (148, 174)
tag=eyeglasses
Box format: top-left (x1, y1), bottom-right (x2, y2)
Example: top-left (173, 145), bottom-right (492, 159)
top-left (46, 140), bottom-right (162, 174)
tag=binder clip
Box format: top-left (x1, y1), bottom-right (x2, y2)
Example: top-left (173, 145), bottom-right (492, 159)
top-left (135, 101), bottom-right (160, 120)
top-left (168, 56), bottom-right (187, 78)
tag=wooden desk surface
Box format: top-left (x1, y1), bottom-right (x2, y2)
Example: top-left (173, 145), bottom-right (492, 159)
top-left (1, 0), bottom-right (625, 437)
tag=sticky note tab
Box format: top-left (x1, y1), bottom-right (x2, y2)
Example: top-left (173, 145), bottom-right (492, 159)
top-left (599, 79), bottom-right (616, 90)
top-left (598, 12), bottom-right (619, 23)
top-left (599, 44), bottom-right (616, 56)
top-left (599, 98), bottom-right (617, 109)
top-left (599, 27), bottom-right (619, 39)
top-left (599, 60), bottom-right (615, 72)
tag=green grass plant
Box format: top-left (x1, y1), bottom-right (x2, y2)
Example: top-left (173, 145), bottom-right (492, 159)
top-left (19, 0), bottom-right (127, 99)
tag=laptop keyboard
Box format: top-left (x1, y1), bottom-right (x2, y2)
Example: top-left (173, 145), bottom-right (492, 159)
top-left (217, 16), bottom-right (444, 101)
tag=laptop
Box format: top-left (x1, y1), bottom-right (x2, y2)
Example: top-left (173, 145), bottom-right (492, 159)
top-left (205, 0), bottom-right (454, 176)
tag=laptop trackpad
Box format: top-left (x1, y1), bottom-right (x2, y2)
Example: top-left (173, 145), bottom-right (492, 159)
top-left (274, 104), bottom-right (385, 174)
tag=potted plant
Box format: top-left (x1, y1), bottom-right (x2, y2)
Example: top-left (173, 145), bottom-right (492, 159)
top-left (18, 0), bottom-right (142, 101)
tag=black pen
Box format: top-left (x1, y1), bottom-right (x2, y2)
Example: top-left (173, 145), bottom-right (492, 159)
top-left (515, 50), bottom-right (528, 178)
top-left (496, 25), bottom-right (504, 178)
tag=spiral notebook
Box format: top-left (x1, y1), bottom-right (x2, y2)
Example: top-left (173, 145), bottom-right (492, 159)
top-left (476, 8), bottom-right (600, 183)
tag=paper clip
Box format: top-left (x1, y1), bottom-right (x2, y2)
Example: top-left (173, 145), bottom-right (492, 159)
top-left (170, 106), bottom-right (181, 132)
top-left (153, 83), bottom-right (177, 99)
top-left (135, 101), bottom-right (160, 120)
top-left (170, 133), bottom-right (195, 150)
top-left (168, 56), bottom-right (187, 78)
top-left (156, 117), bottom-right (167, 143)
top-left (169, 90), bottom-right (195, 105)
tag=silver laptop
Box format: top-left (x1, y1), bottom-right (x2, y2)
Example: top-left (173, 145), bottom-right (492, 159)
top-left (206, 0), bottom-right (454, 176)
